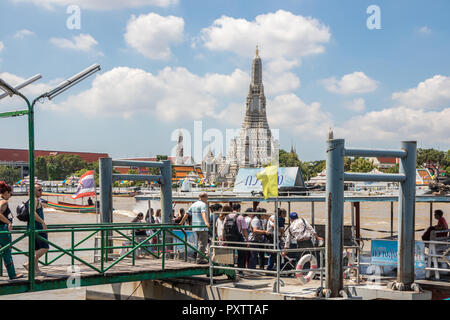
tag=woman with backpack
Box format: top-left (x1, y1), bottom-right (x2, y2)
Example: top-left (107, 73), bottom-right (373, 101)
top-left (0, 181), bottom-right (24, 280)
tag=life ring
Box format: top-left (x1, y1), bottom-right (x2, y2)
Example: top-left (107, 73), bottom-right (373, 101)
top-left (295, 254), bottom-right (317, 284)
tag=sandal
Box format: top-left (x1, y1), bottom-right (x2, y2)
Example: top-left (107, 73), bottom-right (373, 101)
top-left (10, 273), bottom-right (24, 280)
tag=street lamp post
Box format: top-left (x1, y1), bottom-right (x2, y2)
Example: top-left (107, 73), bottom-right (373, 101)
top-left (0, 64), bottom-right (100, 291)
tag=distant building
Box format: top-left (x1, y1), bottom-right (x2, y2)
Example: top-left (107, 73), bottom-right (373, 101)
top-left (114, 156), bottom-right (202, 183)
top-left (369, 157), bottom-right (399, 169)
top-left (0, 148), bottom-right (109, 178)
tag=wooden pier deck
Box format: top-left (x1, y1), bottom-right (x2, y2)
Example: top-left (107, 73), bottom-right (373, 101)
top-left (0, 259), bottom-right (210, 296)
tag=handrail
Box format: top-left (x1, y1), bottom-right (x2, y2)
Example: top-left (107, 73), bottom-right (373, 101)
top-left (0, 223), bottom-right (211, 291)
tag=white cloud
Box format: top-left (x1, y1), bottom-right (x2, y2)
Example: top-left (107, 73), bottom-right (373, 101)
top-left (268, 94), bottom-right (332, 138)
top-left (323, 72), bottom-right (378, 95)
top-left (125, 13), bottom-right (184, 60)
top-left (46, 66), bottom-right (250, 121)
top-left (335, 106), bottom-right (450, 146)
top-left (346, 98), bottom-right (366, 112)
top-left (0, 41), bottom-right (4, 52)
top-left (392, 75), bottom-right (450, 109)
top-left (217, 93), bottom-right (332, 139)
top-left (14, 29), bottom-right (35, 39)
top-left (200, 10), bottom-right (331, 71)
top-left (10, 0), bottom-right (177, 10)
top-left (50, 33), bottom-right (99, 52)
top-left (418, 26), bottom-right (432, 35)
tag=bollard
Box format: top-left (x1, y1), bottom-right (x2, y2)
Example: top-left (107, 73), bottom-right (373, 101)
top-left (325, 138), bottom-right (345, 297)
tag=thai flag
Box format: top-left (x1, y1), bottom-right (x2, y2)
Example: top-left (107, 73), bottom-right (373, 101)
top-left (71, 170), bottom-right (96, 199)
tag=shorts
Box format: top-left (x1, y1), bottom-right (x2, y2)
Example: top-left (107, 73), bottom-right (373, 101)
top-left (35, 231), bottom-right (49, 250)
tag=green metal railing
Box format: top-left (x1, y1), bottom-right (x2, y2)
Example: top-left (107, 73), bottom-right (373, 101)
top-left (0, 222), bottom-right (213, 293)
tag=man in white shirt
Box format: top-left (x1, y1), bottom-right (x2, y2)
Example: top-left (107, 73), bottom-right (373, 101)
top-left (282, 212), bottom-right (323, 261)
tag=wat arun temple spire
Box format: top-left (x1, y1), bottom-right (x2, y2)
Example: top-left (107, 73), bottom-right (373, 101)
top-left (202, 46), bottom-right (279, 185)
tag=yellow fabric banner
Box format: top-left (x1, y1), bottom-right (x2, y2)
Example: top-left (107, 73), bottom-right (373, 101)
top-left (256, 164), bottom-right (279, 199)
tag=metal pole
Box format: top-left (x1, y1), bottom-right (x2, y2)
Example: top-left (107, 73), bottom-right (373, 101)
top-left (397, 141), bottom-right (417, 288)
top-left (26, 98), bottom-right (36, 292)
top-left (390, 201), bottom-right (394, 239)
top-left (311, 201), bottom-right (315, 227)
top-left (99, 158), bottom-right (113, 224)
top-left (325, 138), bottom-right (345, 297)
top-left (160, 160), bottom-right (173, 224)
top-left (355, 202), bottom-right (361, 244)
top-left (429, 202), bottom-right (433, 227)
top-left (275, 198), bottom-right (280, 293)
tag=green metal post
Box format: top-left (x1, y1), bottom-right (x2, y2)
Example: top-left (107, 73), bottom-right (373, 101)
top-left (162, 230), bottom-right (166, 270)
top-left (71, 231), bottom-right (75, 266)
top-left (26, 97), bottom-right (36, 292)
top-left (100, 229), bottom-right (104, 273)
top-left (132, 230), bottom-right (135, 266)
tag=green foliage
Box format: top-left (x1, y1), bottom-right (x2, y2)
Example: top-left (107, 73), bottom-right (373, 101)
top-left (350, 157), bottom-right (375, 173)
top-left (382, 163), bottom-right (399, 174)
top-left (0, 166), bottom-right (22, 185)
top-left (33, 154), bottom-right (94, 180)
top-left (35, 156), bottom-right (48, 180)
top-left (279, 149), bottom-right (302, 167)
top-left (416, 148), bottom-right (450, 177)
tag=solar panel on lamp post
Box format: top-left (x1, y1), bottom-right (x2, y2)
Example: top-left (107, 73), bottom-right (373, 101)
top-left (0, 64), bottom-right (101, 291)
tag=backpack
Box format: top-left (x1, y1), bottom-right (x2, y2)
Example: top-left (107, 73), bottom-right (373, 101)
top-left (16, 200), bottom-right (30, 222)
top-left (223, 215), bottom-right (242, 242)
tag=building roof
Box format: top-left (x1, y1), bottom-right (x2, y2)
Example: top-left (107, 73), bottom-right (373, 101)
top-left (377, 157), bottom-right (398, 164)
top-left (0, 148), bottom-right (109, 163)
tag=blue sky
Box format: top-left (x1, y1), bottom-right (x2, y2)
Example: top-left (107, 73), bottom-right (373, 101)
top-left (0, 0), bottom-right (449, 162)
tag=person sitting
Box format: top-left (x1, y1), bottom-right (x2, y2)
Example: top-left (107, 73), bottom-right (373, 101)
top-left (422, 210), bottom-right (448, 240)
top-left (87, 197), bottom-right (94, 206)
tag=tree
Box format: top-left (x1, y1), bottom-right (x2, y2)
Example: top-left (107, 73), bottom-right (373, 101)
top-left (35, 156), bottom-right (48, 180)
top-left (0, 166), bottom-right (22, 185)
top-left (350, 157), bottom-right (374, 173)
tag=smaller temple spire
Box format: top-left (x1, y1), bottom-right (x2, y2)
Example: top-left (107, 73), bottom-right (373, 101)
top-left (256, 45), bottom-right (259, 57)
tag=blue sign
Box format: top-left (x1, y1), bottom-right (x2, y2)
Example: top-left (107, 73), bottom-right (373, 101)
top-left (371, 240), bottom-right (425, 269)
top-left (233, 167), bottom-right (304, 193)
top-left (172, 230), bottom-right (197, 259)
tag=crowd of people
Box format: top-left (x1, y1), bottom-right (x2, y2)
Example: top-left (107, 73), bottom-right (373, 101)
top-left (131, 192), bottom-right (324, 271)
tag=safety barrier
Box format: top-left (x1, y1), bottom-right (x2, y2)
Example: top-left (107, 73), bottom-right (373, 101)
top-left (0, 223), bottom-right (211, 294)
top-left (207, 210), bottom-right (361, 294)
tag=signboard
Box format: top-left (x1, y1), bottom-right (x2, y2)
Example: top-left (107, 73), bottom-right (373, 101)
top-left (371, 240), bottom-right (425, 269)
top-left (172, 230), bottom-right (197, 259)
top-left (416, 168), bottom-right (432, 185)
top-left (233, 167), bottom-right (304, 193)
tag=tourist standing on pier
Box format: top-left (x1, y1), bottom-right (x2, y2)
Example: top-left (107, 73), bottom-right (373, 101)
top-left (155, 209), bottom-right (162, 224)
top-left (145, 208), bottom-right (155, 224)
top-left (24, 184), bottom-right (49, 275)
top-left (282, 212), bottom-right (323, 262)
top-left (183, 192), bottom-right (210, 264)
top-left (223, 203), bottom-right (248, 272)
top-left (265, 209), bottom-right (287, 271)
top-left (0, 181), bottom-right (24, 280)
top-left (216, 205), bottom-right (232, 246)
top-left (248, 210), bottom-right (269, 271)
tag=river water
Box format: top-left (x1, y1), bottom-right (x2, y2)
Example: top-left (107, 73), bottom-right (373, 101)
top-left (2, 195), bottom-right (449, 300)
